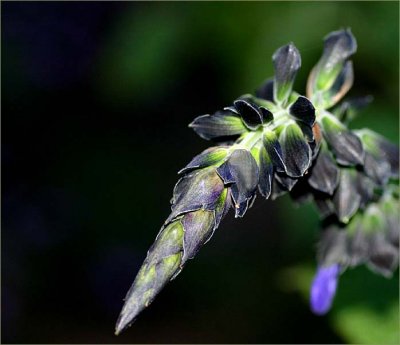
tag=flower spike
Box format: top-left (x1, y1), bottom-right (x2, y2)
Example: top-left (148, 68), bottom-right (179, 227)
top-left (116, 29), bottom-right (398, 334)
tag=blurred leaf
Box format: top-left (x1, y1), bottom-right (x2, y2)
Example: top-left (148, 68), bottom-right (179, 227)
top-left (278, 264), bottom-right (399, 344)
top-left (333, 303), bottom-right (399, 344)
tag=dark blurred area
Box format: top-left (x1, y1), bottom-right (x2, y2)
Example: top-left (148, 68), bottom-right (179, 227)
top-left (2, 2), bottom-right (399, 344)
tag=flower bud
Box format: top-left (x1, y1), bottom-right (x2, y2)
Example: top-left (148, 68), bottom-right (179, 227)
top-left (320, 112), bottom-right (364, 166)
top-left (189, 110), bottom-right (247, 141)
top-left (308, 142), bottom-right (339, 195)
top-left (279, 122), bottom-right (312, 177)
top-left (272, 43), bottom-right (301, 105)
top-left (311, 29), bottom-right (357, 92)
top-left (217, 149), bottom-right (259, 217)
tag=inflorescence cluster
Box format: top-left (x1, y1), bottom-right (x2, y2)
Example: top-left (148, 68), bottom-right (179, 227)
top-left (115, 29), bottom-right (399, 335)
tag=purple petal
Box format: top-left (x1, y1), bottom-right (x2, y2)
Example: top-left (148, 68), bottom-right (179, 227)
top-left (310, 264), bottom-right (340, 315)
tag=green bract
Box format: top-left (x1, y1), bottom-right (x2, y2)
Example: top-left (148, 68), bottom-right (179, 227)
top-left (115, 28), bottom-right (399, 334)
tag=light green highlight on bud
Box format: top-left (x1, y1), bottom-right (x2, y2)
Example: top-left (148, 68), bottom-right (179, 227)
top-left (115, 219), bottom-right (185, 335)
top-left (320, 111), bottom-right (345, 132)
top-left (274, 81), bottom-right (292, 106)
top-left (346, 213), bottom-right (362, 237)
top-left (264, 128), bottom-right (278, 142)
top-left (315, 63), bottom-right (343, 92)
top-left (250, 144), bottom-right (261, 164)
top-left (208, 148), bottom-right (229, 165)
top-left (288, 91), bottom-right (301, 105)
top-left (356, 129), bottom-right (384, 156)
top-left (361, 205), bottom-right (386, 235)
top-left (157, 220), bottom-right (184, 245)
top-left (181, 209), bottom-right (215, 262)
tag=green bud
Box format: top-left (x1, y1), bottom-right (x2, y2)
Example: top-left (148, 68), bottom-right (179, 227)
top-left (307, 29), bottom-right (357, 109)
top-left (314, 29), bottom-right (357, 92)
top-left (320, 60), bottom-right (354, 109)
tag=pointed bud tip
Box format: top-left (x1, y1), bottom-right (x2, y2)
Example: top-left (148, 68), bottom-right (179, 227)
top-left (323, 28), bottom-right (357, 61)
top-left (115, 310), bottom-right (136, 336)
top-left (114, 318), bottom-right (126, 336)
top-left (273, 42), bottom-right (301, 61)
top-left (272, 42), bottom-right (301, 104)
top-left (272, 42), bottom-right (302, 73)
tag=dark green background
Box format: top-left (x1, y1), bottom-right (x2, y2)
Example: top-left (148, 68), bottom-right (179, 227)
top-left (2, 1), bottom-right (399, 343)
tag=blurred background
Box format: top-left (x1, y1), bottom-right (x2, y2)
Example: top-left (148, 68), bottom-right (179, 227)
top-left (2, 2), bottom-right (399, 343)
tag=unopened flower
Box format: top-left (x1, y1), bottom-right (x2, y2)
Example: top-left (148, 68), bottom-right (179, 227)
top-left (307, 29), bottom-right (357, 108)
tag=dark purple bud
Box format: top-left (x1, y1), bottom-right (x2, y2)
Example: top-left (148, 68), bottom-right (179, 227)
top-left (308, 144), bottom-right (340, 195)
top-left (272, 43), bottom-right (301, 104)
top-left (271, 176), bottom-right (288, 200)
top-left (233, 99), bottom-right (263, 130)
top-left (310, 264), bottom-right (340, 315)
top-left (258, 147), bottom-right (273, 199)
top-left (279, 122), bottom-right (312, 177)
top-left (368, 233), bottom-right (399, 278)
top-left (275, 173), bottom-right (298, 191)
top-left (226, 149), bottom-right (259, 217)
top-left (297, 122), bottom-right (315, 143)
top-left (263, 129), bottom-right (286, 173)
top-left (332, 169), bottom-right (361, 223)
top-left (235, 95), bottom-right (274, 123)
top-left (321, 29), bottom-right (357, 73)
top-left (321, 113), bottom-right (364, 166)
top-left (356, 173), bottom-right (375, 208)
top-left (356, 129), bottom-right (399, 179)
top-left (289, 96), bottom-right (316, 127)
top-left (169, 167), bottom-right (225, 221)
top-left (363, 152), bottom-right (391, 186)
top-left (259, 106), bottom-right (274, 123)
top-left (189, 110), bottom-right (247, 141)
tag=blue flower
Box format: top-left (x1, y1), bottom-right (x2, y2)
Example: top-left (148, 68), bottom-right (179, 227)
top-left (310, 264), bottom-right (340, 315)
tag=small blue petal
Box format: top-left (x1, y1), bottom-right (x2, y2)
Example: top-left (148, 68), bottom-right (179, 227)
top-left (310, 264), bottom-right (340, 315)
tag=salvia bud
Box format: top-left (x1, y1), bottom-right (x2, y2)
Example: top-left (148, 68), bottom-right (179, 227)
top-left (307, 28), bottom-right (357, 109)
top-left (272, 43), bottom-right (301, 105)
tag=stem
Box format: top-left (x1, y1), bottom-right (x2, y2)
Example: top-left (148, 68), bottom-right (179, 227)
top-left (234, 130), bottom-right (262, 151)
